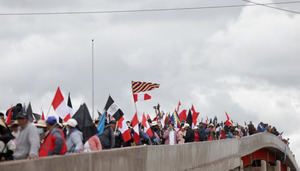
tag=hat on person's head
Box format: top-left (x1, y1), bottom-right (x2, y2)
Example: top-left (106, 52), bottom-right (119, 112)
top-left (209, 123), bottom-right (214, 127)
top-left (63, 118), bottom-right (78, 127)
top-left (16, 112), bottom-right (28, 119)
top-left (183, 123), bottom-right (190, 129)
top-left (193, 126), bottom-right (199, 130)
top-left (46, 116), bottom-right (57, 125)
top-left (35, 120), bottom-right (47, 128)
top-left (10, 120), bottom-right (19, 127)
top-left (232, 123), bottom-right (237, 127)
top-left (109, 119), bottom-right (117, 124)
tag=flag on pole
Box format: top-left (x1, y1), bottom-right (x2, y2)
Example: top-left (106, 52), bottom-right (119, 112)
top-left (131, 112), bottom-right (140, 144)
top-left (41, 110), bottom-right (45, 120)
top-left (97, 112), bottom-right (106, 136)
top-left (64, 93), bottom-right (74, 122)
top-left (191, 105), bottom-right (199, 128)
top-left (177, 101), bottom-right (187, 122)
top-left (117, 116), bottom-right (131, 143)
top-left (26, 102), bottom-right (34, 122)
top-left (173, 110), bottom-right (181, 130)
top-left (51, 87), bottom-right (71, 122)
top-left (131, 81), bottom-right (160, 94)
top-left (142, 113), bottom-right (153, 137)
top-left (147, 114), bottom-right (151, 121)
top-left (186, 109), bottom-right (193, 127)
top-left (104, 95), bottom-right (124, 121)
top-left (6, 106), bottom-right (13, 125)
top-left (225, 112), bottom-right (232, 126)
top-left (133, 93), bottom-right (151, 103)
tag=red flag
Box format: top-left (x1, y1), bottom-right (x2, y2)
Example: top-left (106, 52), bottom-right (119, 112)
top-left (41, 111), bottom-right (45, 120)
top-left (225, 112), bottom-right (232, 126)
top-left (177, 101), bottom-right (187, 121)
top-left (191, 105), bottom-right (199, 128)
top-left (51, 87), bottom-right (71, 122)
top-left (118, 116), bottom-right (131, 142)
top-left (133, 93), bottom-right (151, 103)
top-left (131, 112), bottom-right (140, 144)
top-left (142, 114), bottom-right (153, 137)
top-left (6, 106), bottom-right (13, 125)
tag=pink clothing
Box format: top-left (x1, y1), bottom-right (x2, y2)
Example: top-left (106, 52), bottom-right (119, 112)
top-left (177, 130), bottom-right (186, 144)
top-left (84, 135), bottom-right (102, 152)
top-left (163, 130), bottom-right (178, 145)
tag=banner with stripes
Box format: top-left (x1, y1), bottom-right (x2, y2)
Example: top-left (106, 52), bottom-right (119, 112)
top-left (131, 81), bottom-right (160, 94)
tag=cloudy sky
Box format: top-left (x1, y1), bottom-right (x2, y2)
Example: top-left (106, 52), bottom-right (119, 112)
top-left (0, 0), bottom-right (300, 164)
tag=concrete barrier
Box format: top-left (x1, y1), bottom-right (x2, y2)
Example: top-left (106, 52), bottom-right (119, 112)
top-left (0, 133), bottom-right (298, 171)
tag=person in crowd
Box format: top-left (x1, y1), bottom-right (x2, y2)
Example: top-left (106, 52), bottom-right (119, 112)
top-left (6, 104), bottom-right (22, 123)
top-left (198, 122), bottom-right (208, 141)
top-left (123, 126), bottom-right (134, 147)
top-left (150, 121), bottom-right (161, 145)
top-left (193, 126), bottom-right (200, 142)
top-left (247, 121), bottom-right (256, 135)
top-left (64, 119), bottom-right (83, 153)
top-left (0, 120), bottom-right (15, 161)
top-left (13, 112), bottom-right (40, 160)
top-left (177, 123), bottom-right (186, 144)
top-left (139, 125), bottom-right (152, 145)
top-left (99, 119), bottom-right (115, 149)
top-left (10, 121), bottom-right (19, 139)
top-left (39, 116), bottom-right (67, 157)
top-left (0, 113), bottom-right (4, 122)
top-left (83, 134), bottom-right (102, 152)
top-left (183, 123), bottom-right (194, 143)
top-left (114, 126), bottom-right (124, 148)
top-left (207, 123), bottom-right (216, 141)
top-left (257, 122), bottom-right (266, 133)
top-left (34, 119), bottom-right (47, 143)
top-left (163, 123), bottom-right (178, 145)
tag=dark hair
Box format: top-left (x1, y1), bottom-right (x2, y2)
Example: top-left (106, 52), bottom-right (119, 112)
top-left (0, 113), bottom-right (4, 117)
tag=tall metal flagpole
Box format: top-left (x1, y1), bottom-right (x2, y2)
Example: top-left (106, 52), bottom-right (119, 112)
top-left (92, 39), bottom-right (95, 120)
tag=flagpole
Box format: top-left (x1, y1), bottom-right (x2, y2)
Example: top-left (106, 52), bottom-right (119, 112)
top-left (131, 82), bottom-right (138, 115)
top-left (91, 39), bottom-right (95, 120)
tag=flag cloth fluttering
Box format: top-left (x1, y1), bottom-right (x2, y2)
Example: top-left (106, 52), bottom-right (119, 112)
top-left (133, 93), bottom-right (151, 103)
top-left (131, 112), bottom-right (140, 144)
top-left (225, 112), bottom-right (232, 126)
top-left (97, 112), bottom-right (107, 136)
top-left (117, 116), bottom-right (131, 143)
top-left (41, 110), bottom-right (45, 120)
top-left (186, 109), bottom-right (193, 127)
top-left (191, 105), bottom-right (199, 128)
top-left (73, 103), bottom-right (98, 143)
top-left (104, 96), bottom-right (124, 121)
top-left (131, 81), bottom-right (160, 94)
top-left (6, 106), bottom-right (13, 125)
top-left (177, 101), bottom-right (187, 122)
top-left (64, 93), bottom-right (74, 122)
top-left (26, 102), bottom-right (34, 122)
top-left (142, 113), bottom-right (153, 137)
top-left (51, 87), bottom-right (72, 122)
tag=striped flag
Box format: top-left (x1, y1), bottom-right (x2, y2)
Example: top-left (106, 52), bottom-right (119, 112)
top-left (131, 81), bottom-right (160, 94)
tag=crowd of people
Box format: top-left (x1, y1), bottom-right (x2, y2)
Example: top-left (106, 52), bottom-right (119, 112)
top-left (0, 103), bottom-right (289, 162)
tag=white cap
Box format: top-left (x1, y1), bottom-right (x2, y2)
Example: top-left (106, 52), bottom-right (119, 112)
top-left (183, 123), bottom-right (190, 128)
top-left (151, 121), bottom-right (158, 127)
top-left (193, 126), bottom-right (199, 130)
top-left (63, 119), bottom-right (78, 128)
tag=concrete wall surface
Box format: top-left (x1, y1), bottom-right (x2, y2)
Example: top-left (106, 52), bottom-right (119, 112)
top-left (0, 133), bottom-right (297, 171)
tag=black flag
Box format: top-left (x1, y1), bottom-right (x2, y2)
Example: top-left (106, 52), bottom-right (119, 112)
top-left (104, 96), bottom-right (124, 121)
top-left (67, 93), bottom-right (73, 109)
top-left (186, 109), bottom-right (193, 127)
top-left (26, 102), bottom-right (34, 122)
top-left (73, 103), bottom-right (97, 143)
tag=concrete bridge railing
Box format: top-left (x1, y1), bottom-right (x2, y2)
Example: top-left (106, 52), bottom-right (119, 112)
top-left (0, 132), bottom-right (298, 171)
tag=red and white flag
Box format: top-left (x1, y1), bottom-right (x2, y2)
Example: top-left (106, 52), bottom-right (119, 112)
top-left (142, 113), bottom-right (153, 137)
top-left (131, 112), bottom-right (140, 144)
top-left (41, 110), bottom-right (45, 120)
top-left (191, 105), bottom-right (199, 128)
top-left (160, 113), bottom-right (167, 128)
top-left (118, 116), bottom-right (131, 142)
top-left (51, 87), bottom-right (71, 122)
top-left (177, 101), bottom-right (187, 122)
top-left (133, 93), bottom-right (151, 103)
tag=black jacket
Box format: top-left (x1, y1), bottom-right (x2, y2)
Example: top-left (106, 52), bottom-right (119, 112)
top-left (99, 125), bottom-right (115, 149)
top-left (184, 128), bottom-right (194, 143)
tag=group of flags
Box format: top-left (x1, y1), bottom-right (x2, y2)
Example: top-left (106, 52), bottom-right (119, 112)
top-left (3, 80), bottom-right (235, 145)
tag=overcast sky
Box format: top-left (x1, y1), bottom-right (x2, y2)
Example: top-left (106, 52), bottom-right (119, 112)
top-left (0, 0), bottom-right (300, 164)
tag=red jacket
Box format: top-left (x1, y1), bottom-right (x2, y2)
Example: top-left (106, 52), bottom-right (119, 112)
top-left (39, 127), bottom-right (67, 157)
